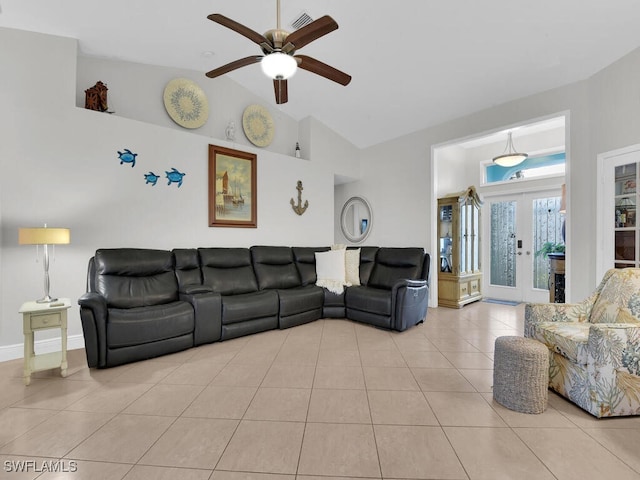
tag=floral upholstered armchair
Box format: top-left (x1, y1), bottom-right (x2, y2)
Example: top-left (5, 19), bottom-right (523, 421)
top-left (525, 268), bottom-right (640, 417)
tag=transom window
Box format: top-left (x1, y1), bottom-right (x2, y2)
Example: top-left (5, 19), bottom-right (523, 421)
top-left (483, 152), bottom-right (565, 185)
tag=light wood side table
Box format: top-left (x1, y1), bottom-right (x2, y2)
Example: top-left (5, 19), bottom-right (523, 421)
top-left (20, 298), bottom-right (71, 385)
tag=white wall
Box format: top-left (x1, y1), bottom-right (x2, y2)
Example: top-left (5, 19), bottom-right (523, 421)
top-left (354, 81), bottom-right (593, 300)
top-left (4, 25), bottom-right (640, 356)
top-left (0, 27), bottom-right (351, 355)
top-left (76, 55), bottom-right (302, 159)
top-left (348, 44), bottom-right (640, 303)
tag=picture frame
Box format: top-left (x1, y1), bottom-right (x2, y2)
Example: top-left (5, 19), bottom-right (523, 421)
top-left (208, 144), bottom-right (257, 228)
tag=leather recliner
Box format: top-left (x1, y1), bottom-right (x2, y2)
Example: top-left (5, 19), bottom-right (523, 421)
top-left (199, 247), bottom-right (279, 340)
top-left (78, 248), bottom-right (219, 368)
top-left (346, 247), bottom-right (430, 330)
top-left (251, 246), bottom-right (325, 329)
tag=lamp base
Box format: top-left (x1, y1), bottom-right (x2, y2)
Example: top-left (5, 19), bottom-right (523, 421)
top-left (36, 295), bottom-right (58, 304)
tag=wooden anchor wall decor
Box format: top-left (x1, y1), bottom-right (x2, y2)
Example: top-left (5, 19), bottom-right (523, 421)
top-left (290, 180), bottom-right (309, 215)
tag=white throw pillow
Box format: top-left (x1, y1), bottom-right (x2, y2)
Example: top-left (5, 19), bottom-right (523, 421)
top-left (315, 249), bottom-right (346, 294)
top-left (345, 248), bottom-right (361, 286)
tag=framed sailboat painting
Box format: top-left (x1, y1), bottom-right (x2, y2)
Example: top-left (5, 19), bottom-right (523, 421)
top-left (208, 144), bottom-right (257, 228)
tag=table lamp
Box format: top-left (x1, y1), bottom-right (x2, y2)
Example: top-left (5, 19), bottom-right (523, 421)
top-left (18, 224), bottom-right (70, 303)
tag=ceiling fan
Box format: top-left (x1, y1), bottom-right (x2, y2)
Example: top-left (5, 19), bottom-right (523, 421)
top-left (205, 0), bottom-right (352, 104)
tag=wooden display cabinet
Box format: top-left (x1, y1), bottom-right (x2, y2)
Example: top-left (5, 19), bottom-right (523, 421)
top-left (437, 186), bottom-right (483, 308)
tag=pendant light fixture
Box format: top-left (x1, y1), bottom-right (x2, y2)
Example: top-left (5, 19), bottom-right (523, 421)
top-left (492, 132), bottom-right (528, 167)
top-left (260, 0), bottom-right (297, 80)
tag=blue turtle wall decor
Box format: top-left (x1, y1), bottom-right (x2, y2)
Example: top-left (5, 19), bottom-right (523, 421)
top-left (165, 168), bottom-right (186, 187)
top-left (117, 148), bottom-right (137, 167)
top-left (144, 172), bottom-right (160, 186)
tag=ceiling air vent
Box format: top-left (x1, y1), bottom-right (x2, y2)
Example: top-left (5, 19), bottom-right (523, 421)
top-left (290, 12), bottom-right (313, 30)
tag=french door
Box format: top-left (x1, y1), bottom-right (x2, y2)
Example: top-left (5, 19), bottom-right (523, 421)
top-left (483, 189), bottom-right (563, 303)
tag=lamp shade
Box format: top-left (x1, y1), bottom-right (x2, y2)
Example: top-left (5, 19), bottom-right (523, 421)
top-left (19, 227), bottom-right (70, 245)
top-left (492, 153), bottom-right (528, 167)
top-left (493, 132), bottom-right (528, 167)
top-left (261, 52), bottom-right (297, 80)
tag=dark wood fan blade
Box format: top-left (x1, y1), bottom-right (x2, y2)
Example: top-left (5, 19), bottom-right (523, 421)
top-left (205, 56), bottom-right (262, 78)
top-left (296, 55), bottom-right (352, 86)
top-left (282, 15), bottom-right (338, 53)
top-left (208, 13), bottom-right (273, 50)
top-left (273, 79), bottom-right (288, 104)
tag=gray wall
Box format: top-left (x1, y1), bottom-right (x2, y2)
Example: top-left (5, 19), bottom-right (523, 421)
top-left (0, 27), bottom-right (355, 356)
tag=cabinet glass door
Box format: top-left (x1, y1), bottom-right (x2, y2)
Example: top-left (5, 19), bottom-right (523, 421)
top-left (614, 163), bottom-right (638, 268)
top-left (460, 200), bottom-right (480, 274)
top-left (439, 204), bottom-right (453, 273)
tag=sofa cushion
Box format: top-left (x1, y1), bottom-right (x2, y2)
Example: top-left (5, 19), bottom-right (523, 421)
top-left (279, 285), bottom-right (325, 316)
top-left (95, 249), bottom-right (178, 308)
top-left (293, 246), bottom-right (330, 285)
top-left (199, 248), bottom-right (258, 295)
top-left (345, 285), bottom-right (392, 316)
top-left (358, 247), bottom-right (379, 285)
top-left (173, 248), bottom-right (201, 290)
top-left (221, 290), bottom-right (279, 325)
top-left (590, 269), bottom-right (640, 324)
top-left (530, 321), bottom-right (590, 364)
top-left (107, 301), bottom-right (194, 348)
top-left (251, 246), bottom-right (301, 290)
top-left (368, 248), bottom-right (425, 290)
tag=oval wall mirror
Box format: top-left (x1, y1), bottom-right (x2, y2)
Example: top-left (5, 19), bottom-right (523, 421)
top-left (340, 196), bottom-right (373, 244)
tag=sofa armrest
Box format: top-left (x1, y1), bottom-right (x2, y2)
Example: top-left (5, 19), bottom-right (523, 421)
top-left (179, 291), bottom-right (222, 345)
top-left (78, 292), bottom-right (108, 368)
top-left (589, 324), bottom-right (640, 375)
top-left (587, 323), bottom-right (640, 416)
top-left (391, 279), bottom-right (429, 331)
top-left (524, 302), bottom-right (590, 338)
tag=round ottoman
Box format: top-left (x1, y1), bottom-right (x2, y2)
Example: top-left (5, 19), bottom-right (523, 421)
top-left (493, 336), bottom-right (549, 414)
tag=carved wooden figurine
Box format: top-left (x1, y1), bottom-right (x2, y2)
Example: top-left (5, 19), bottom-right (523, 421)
top-left (85, 81), bottom-right (110, 112)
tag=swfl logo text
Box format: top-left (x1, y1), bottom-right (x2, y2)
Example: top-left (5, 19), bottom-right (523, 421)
top-left (4, 460), bottom-right (78, 473)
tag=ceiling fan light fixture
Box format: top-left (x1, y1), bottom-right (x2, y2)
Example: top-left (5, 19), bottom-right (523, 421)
top-left (261, 52), bottom-right (297, 80)
top-left (492, 132), bottom-right (528, 167)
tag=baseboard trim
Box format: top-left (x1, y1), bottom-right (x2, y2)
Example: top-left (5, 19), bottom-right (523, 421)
top-left (0, 334), bottom-right (85, 362)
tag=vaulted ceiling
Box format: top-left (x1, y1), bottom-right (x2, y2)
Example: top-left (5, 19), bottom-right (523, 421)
top-left (1, 0), bottom-right (639, 148)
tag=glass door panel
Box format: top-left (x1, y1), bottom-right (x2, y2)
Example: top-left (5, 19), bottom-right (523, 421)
top-left (532, 197), bottom-right (564, 290)
top-left (460, 204), bottom-right (467, 273)
top-left (615, 231), bottom-right (636, 265)
top-left (489, 201), bottom-right (516, 288)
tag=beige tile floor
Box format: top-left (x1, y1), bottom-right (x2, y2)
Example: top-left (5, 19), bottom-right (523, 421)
top-left (0, 302), bottom-right (639, 479)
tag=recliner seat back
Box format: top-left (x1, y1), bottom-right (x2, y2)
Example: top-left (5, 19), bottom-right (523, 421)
top-left (251, 246), bottom-right (301, 290)
top-left (358, 247), bottom-right (379, 285)
top-left (94, 248), bottom-right (178, 309)
top-left (368, 248), bottom-right (425, 289)
top-left (173, 249), bottom-right (202, 290)
top-left (292, 246), bottom-right (330, 286)
top-left (199, 248), bottom-right (258, 295)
